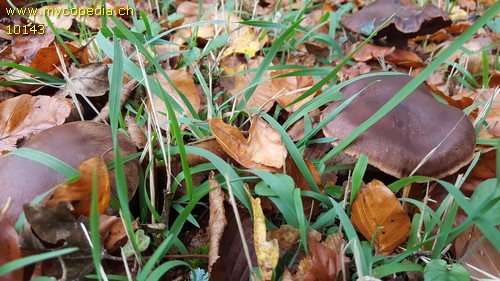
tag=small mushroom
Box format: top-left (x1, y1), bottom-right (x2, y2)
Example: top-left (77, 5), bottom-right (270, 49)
top-left (341, 0), bottom-right (452, 47)
top-left (321, 74), bottom-right (475, 179)
top-left (0, 121), bottom-right (139, 223)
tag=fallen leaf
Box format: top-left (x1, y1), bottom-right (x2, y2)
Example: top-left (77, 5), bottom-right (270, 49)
top-left (222, 27), bottom-right (262, 58)
top-left (208, 174), bottom-right (227, 273)
top-left (22, 204), bottom-right (95, 279)
top-left (124, 115), bottom-right (147, 149)
top-left (210, 203), bottom-right (256, 281)
top-left (350, 179), bottom-right (411, 255)
top-left (149, 69), bottom-right (201, 128)
top-left (267, 225), bottom-right (300, 252)
top-left (29, 43), bottom-right (87, 75)
top-left (0, 215), bottom-right (22, 281)
top-left (0, 94), bottom-right (72, 154)
top-left (453, 210), bottom-right (500, 279)
top-left (351, 42), bottom-right (424, 67)
top-left (288, 232), bottom-right (347, 281)
top-left (247, 116), bottom-right (288, 168)
top-left (220, 55), bottom-right (275, 112)
top-left (271, 69), bottom-right (315, 112)
top-left (99, 214), bottom-right (138, 254)
top-left (11, 31), bottom-right (55, 62)
top-left (250, 194), bottom-right (279, 281)
top-left (57, 63), bottom-right (109, 97)
top-left (209, 116), bottom-right (287, 171)
top-left (462, 150), bottom-right (496, 195)
top-left (45, 157), bottom-right (110, 217)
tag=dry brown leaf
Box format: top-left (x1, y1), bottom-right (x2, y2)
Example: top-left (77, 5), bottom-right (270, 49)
top-left (351, 42), bottom-right (424, 67)
top-left (0, 215), bottom-right (22, 281)
top-left (0, 94), bottom-right (72, 154)
top-left (29, 43), bottom-right (87, 75)
top-left (220, 55), bottom-right (275, 112)
top-left (22, 203), bottom-right (95, 279)
top-left (453, 209), bottom-right (500, 279)
top-left (11, 31), bottom-right (55, 62)
top-left (149, 69), bottom-right (201, 128)
top-left (208, 174), bottom-right (227, 273)
top-left (209, 117), bottom-right (287, 171)
top-left (250, 194), bottom-right (279, 281)
top-left (271, 69), bottom-right (315, 112)
top-left (290, 232), bottom-right (346, 281)
top-left (124, 115), bottom-right (147, 149)
top-left (45, 157), bottom-right (110, 217)
top-left (462, 150), bottom-right (496, 195)
top-left (350, 179), bottom-right (411, 255)
top-left (247, 116), bottom-right (288, 168)
top-left (222, 27), bottom-right (264, 58)
top-left (267, 225), bottom-right (300, 252)
top-left (99, 214), bottom-right (138, 254)
top-left (58, 63), bottom-right (109, 97)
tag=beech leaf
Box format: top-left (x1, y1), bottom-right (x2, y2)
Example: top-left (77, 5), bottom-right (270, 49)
top-left (350, 179), bottom-right (411, 255)
top-left (0, 94), bottom-right (71, 154)
top-left (45, 156), bottom-right (110, 217)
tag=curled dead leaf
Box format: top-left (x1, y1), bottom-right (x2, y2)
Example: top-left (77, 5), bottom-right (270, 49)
top-left (250, 194), bottom-right (279, 281)
top-left (45, 157), bottom-right (110, 217)
top-left (208, 175), bottom-right (227, 273)
top-left (0, 215), bottom-right (22, 281)
top-left (209, 116), bottom-right (287, 171)
top-left (99, 214), bottom-right (138, 254)
top-left (350, 180), bottom-right (411, 255)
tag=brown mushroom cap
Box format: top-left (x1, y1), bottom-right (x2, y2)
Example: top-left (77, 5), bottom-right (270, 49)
top-left (321, 74), bottom-right (476, 179)
top-left (0, 121), bottom-right (139, 223)
top-left (340, 0), bottom-right (452, 45)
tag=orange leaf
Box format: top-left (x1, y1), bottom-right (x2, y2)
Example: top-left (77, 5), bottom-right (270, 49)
top-left (29, 43), bottom-right (85, 74)
top-left (46, 157), bottom-right (110, 217)
top-left (350, 180), bottom-right (411, 255)
top-left (0, 215), bottom-right (22, 281)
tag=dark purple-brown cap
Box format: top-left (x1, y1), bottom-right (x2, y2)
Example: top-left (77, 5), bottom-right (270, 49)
top-left (340, 0), bottom-right (452, 46)
top-left (321, 74), bottom-right (475, 179)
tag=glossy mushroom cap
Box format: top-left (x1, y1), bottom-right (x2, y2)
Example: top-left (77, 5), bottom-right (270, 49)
top-left (321, 74), bottom-right (476, 179)
top-left (0, 121), bottom-right (139, 223)
top-left (340, 0), bottom-right (452, 46)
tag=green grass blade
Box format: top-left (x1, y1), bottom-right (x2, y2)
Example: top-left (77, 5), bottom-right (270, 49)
top-left (0, 248), bottom-right (78, 275)
top-left (2, 148), bottom-right (79, 178)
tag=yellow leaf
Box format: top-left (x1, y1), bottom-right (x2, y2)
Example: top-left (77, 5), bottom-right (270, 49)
top-left (222, 28), bottom-right (261, 58)
top-left (251, 195), bottom-right (279, 281)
